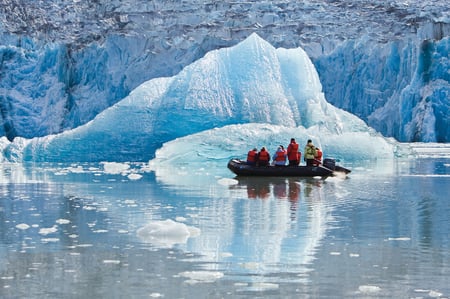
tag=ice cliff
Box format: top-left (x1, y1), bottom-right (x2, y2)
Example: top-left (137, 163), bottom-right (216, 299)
top-left (0, 0), bottom-right (449, 142)
top-left (0, 34), bottom-right (393, 162)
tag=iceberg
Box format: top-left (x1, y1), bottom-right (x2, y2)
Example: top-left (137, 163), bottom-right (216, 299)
top-left (1, 34), bottom-right (394, 163)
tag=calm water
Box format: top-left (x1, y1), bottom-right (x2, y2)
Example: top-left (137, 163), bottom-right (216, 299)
top-left (0, 158), bottom-right (449, 298)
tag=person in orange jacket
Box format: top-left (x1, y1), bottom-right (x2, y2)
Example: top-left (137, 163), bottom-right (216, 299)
top-left (313, 147), bottom-right (323, 166)
top-left (246, 148), bottom-right (258, 165)
top-left (272, 145), bottom-right (287, 166)
top-left (287, 138), bottom-right (300, 166)
top-left (257, 147), bottom-right (270, 166)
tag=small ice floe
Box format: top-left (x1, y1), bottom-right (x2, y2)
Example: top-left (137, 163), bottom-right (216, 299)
top-left (39, 226), bottom-right (58, 235)
top-left (413, 289), bottom-right (443, 297)
top-left (220, 252), bottom-right (233, 258)
top-left (123, 199), bottom-right (137, 206)
top-left (217, 178), bottom-right (238, 186)
top-left (16, 223), bottom-right (30, 230)
top-left (239, 262), bottom-right (260, 270)
top-left (386, 237), bottom-right (411, 241)
top-left (136, 219), bottom-right (200, 248)
top-left (329, 251), bottom-right (341, 256)
top-left (67, 165), bottom-right (85, 173)
top-left (102, 162), bottom-right (130, 175)
top-left (248, 282), bottom-right (279, 291)
top-left (103, 260), bottom-right (121, 264)
top-left (55, 219), bottom-right (70, 225)
top-left (358, 285), bottom-right (381, 293)
top-left (178, 271), bottom-right (224, 284)
top-left (428, 290), bottom-right (443, 297)
top-left (127, 173), bottom-right (142, 180)
top-left (41, 238), bottom-right (59, 243)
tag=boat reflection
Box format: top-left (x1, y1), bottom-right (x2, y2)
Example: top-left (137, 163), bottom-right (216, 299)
top-left (232, 177), bottom-right (323, 201)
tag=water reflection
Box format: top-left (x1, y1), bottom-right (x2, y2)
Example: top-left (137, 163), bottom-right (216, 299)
top-left (232, 176), bottom-right (323, 200)
top-left (1, 159), bottom-right (449, 297)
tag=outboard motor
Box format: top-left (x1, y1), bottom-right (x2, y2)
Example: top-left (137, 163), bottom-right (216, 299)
top-left (323, 158), bottom-right (336, 170)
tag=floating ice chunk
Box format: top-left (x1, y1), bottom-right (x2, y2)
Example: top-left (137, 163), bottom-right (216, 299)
top-left (103, 260), bottom-right (121, 264)
top-left (67, 166), bottom-right (85, 173)
top-left (240, 262), bottom-right (260, 270)
top-left (428, 290), bottom-right (443, 297)
top-left (179, 271), bottom-right (224, 284)
top-left (16, 223), bottom-right (30, 230)
top-left (387, 237), bottom-right (411, 241)
top-left (56, 219), bottom-right (70, 225)
top-left (102, 162), bottom-right (130, 174)
top-left (39, 226), bottom-right (58, 235)
top-left (127, 173), bottom-right (142, 180)
top-left (358, 285), bottom-right (381, 293)
top-left (137, 219), bottom-right (200, 248)
top-left (250, 282), bottom-right (279, 291)
top-left (217, 178), bottom-right (238, 186)
top-left (41, 238), bottom-right (60, 243)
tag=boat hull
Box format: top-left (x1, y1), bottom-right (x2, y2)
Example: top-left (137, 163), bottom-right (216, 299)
top-left (227, 159), bottom-right (350, 177)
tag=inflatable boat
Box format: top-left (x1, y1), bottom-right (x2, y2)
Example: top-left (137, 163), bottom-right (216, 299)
top-left (227, 158), bottom-right (351, 177)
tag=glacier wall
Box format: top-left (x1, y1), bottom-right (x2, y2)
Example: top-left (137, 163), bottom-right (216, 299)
top-left (316, 35), bottom-right (450, 142)
top-left (0, 34), bottom-right (390, 163)
top-left (1, 0), bottom-right (449, 142)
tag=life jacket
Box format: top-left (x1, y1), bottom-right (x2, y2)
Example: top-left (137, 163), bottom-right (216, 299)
top-left (275, 150), bottom-right (286, 162)
top-left (315, 149), bottom-right (323, 161)
top-left (287, 142), bottom-right (299, 160)
top-left (258, 150), bottom-right (270, 161)
top-left (247, 150), bottom-right (257, 162)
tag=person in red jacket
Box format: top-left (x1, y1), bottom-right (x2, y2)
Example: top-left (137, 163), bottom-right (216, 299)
top-left (313, 147), bottom-right (323, 166)
top-left (272, 145), bottom-right (287, 166)
top-left (246, 148), bottom-right (258, 165)
top-left (257, 147), bottom-right (270, 166)
top-left (287, 138), bottom-right (300, 166)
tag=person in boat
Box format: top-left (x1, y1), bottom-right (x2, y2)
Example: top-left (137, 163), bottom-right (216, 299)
top-left (246, 148), bottom-right (258, 166)
top-left (287, 138), bottom-right (300, 166)
top-left (257, 146), bottom-right (271, 166)
top-left (313, 147), bottom-right (323, 166)
top-left (272, 145), bottom-right (287, 166)
top-left (304, 139), bottom-right (317, 166)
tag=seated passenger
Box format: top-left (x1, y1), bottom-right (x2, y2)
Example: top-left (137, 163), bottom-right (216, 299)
top-left (313, 147), bottom-right (323, 166)
top-left (272, 145), bottom-right (287, 166)
top-left (287, 138), bottom-right (300, 166)
top-left (304, 139), bottom-right (317, 166)
top-left (257, 147), bottom-right (270, 166)
top-left (246, 148), bottom-right (258, 166)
